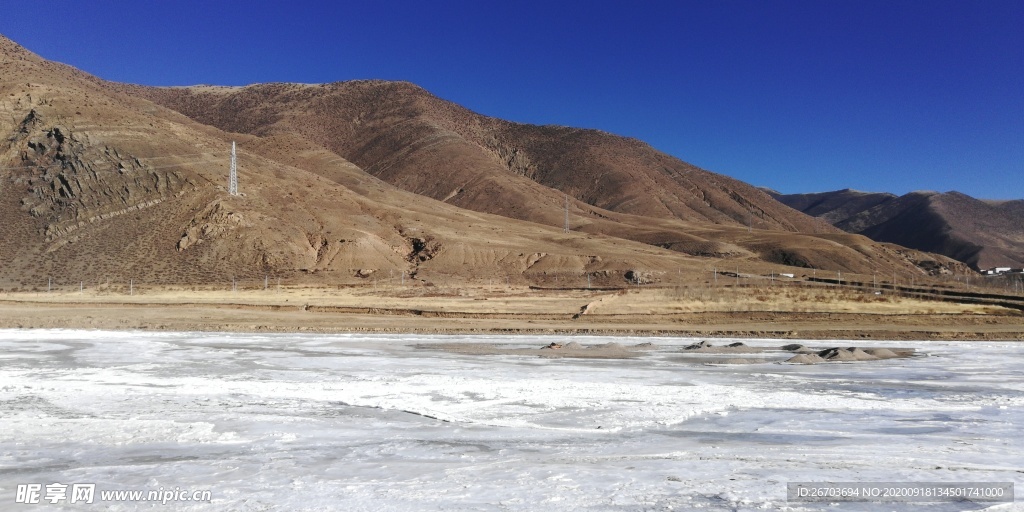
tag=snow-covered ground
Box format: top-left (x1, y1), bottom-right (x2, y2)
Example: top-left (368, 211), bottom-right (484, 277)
top-left (0, 330), bottom-right (1021, 510)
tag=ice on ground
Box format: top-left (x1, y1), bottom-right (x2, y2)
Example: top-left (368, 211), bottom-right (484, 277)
top-left (0, 330), bottom-right (1021, 511)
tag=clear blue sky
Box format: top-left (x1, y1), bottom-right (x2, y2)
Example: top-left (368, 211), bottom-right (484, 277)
top-left (2, 1), bottom-right (1021, 199)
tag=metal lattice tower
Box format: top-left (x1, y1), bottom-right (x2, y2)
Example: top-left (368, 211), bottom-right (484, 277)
top-left (228, 141), bottom-right (238, 196)
top-left (563, 193), bottom-right (570, 233)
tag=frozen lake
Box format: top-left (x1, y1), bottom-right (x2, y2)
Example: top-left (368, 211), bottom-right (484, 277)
top-left (0, 330), bottom-right (1021, 510)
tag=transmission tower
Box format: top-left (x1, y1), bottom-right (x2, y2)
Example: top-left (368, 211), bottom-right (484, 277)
top-left (564, 193), bottom-right (570, 233)
top-left (229, 141), bottom-right (238, 196)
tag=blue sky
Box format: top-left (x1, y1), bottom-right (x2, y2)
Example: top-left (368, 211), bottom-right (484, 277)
top-left (2, 1), bottom-right (1021, 199)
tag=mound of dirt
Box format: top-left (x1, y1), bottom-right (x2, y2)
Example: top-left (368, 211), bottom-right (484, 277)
top-left (785, 354), bottom-right (826, 364)
top-left (863, 348), bottom-right (899, 358)
top-left (818, 347), bottom-right (879, 361)
top-left (790, 346), bottom-right (916, 364)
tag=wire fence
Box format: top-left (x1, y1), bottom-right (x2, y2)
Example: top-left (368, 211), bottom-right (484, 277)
top-left (12, 268), bottom-right (1023, 302)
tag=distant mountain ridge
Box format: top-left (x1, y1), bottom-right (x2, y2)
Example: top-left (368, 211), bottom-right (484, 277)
top-left (772, 189), bottom-right (1024, 270)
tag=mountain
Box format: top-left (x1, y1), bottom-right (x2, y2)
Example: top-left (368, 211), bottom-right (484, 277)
top-left (989, 199), bottom-right (1024, 219)
top-left (0, 34), bottom-right (967, 288)
top-left (769, 189), bottom-right (898, 227)
top-left (115, 80), bottom-right (972, 275)
top-left (774, 189), bottom-right (1024, 270)
top-left (118, 80), bottom-right (825, 234)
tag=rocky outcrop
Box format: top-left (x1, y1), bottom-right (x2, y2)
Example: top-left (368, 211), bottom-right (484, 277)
top-left (9, 117), bottom-right (193, 241)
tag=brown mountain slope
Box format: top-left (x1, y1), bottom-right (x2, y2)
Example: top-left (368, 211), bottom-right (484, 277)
top-left (122, 79), bottom-right (979, 277)
top-left (237, 130), bottom-right (963, 277)
top-left (0, 35), bottom-right (968, 287)
top-left (777, 189), bottom-right (1024, 270)
top-left (0, 35), bottom-right (716, 288)
top-left (990, 199), bottom-right (1024, 219)
top-left (119, 80), bottom-right (828, 234)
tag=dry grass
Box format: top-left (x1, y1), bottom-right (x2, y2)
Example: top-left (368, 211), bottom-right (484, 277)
top-left (0, 282), bottom-right (1010, 318)
top-left (586, 283), bottom-right (1008, 316)
top-left (0, 284), bottom-right (591, 316)
top-left (1, 281), bottom-right (1021, 341)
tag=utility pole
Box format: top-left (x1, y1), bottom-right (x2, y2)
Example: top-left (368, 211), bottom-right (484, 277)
top-left (229, 141), bottom-right (238, 196)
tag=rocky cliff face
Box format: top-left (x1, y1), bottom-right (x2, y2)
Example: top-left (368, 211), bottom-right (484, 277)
top-left (10, 115), bottom-right (194, 242)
